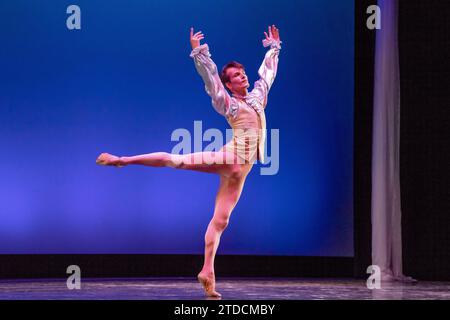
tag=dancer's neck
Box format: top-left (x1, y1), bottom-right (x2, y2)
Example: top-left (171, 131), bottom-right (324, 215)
top-left (232, 89), bottom-right (248, 99)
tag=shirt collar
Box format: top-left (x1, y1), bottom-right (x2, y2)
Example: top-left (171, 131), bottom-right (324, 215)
top-left (232, 91), bottom-right (249, 100)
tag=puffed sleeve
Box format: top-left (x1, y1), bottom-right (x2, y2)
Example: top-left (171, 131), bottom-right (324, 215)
top-left (190, 43), bottom-right (231, 117)
top-left (251, 39), bottom-right (282, 109)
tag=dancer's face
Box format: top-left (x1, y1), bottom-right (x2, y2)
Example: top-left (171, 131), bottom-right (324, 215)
top-left (225, 67), bottom-right (249, 94)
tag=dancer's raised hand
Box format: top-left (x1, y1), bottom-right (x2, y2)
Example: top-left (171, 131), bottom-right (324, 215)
top-left (190, 27), bottom-right (205, 50)
top-left (263, 25), bottom-right (281, 44)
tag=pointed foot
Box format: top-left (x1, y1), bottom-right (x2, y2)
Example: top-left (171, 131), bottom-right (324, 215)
top-left (197, 272), bottom-right (222, 298)
top-left (96, 153), bottom-right (125, 167)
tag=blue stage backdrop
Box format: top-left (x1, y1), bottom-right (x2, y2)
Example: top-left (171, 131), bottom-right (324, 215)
top-left (0, 0), bottom-right (354, 256)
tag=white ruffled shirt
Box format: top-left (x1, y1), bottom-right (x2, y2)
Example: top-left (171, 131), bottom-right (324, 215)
top-left (190, 39), bottom-right (281, 163)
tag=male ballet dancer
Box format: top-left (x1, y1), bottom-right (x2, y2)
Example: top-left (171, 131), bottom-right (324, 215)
top-left (96, 25), bottom-right (281, 297)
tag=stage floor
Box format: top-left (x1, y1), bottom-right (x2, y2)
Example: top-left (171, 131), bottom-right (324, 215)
top-left (0, 278), bottom-right (449, 300)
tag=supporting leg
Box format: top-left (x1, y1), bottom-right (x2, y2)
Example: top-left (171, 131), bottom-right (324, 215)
top-left (198, 166), bottom-right (251, 297)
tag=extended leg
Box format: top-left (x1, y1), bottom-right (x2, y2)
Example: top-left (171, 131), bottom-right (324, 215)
top-left (96, 151), bottom-right (243, 177)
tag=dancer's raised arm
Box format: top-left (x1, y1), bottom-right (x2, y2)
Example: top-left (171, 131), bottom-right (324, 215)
top-left (252, 25), bottom-right (282, 109)
top-left (189, 27), bottom-right (231, 117)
